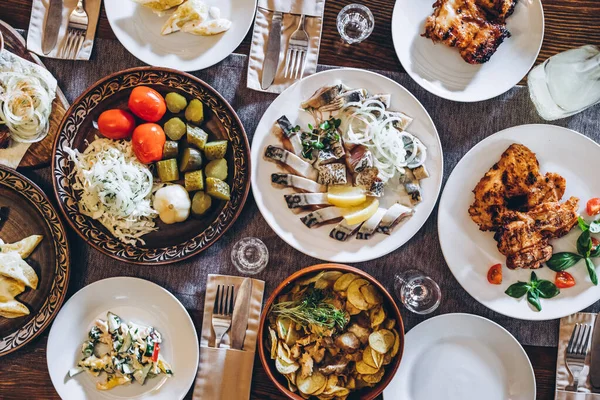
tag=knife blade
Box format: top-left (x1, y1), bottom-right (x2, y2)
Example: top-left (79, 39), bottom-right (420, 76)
top-left (231, 278), bottom-right (252, 350)
top-left (590, 316), bottom-right (600, 388)
top-left (260, 11), bottom-right (282, 90)
top-left (42, 0), bottom-right (63, 55)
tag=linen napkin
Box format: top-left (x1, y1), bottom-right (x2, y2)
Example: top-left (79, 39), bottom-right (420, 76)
top-left (556, 312), bottom-right (600, 399)
top-left (247, 0), bottom-right (326, 94)
top-left (193, 274), bottom-right (265, 400)
top-left (27, 0), bottom-right (101, 60)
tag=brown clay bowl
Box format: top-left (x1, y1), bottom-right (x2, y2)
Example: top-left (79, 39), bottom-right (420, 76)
top-left (258, 263), bottom-right (405, 400)
top-left (52, 67), bottom-right (250, 265)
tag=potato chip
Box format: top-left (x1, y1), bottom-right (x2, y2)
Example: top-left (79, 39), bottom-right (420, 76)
top-left (390, 328), bottom-right (401, 358)
top-left (333, 273), bottom-right (358, 292)
top-left (347, 323), bottom-right (370, 344)
top-left (360, 284), bottom-right (383, 306)
top-left (361, 367), bottom-right (385, 384)
top-left (297, 271), bottom-right (325, 286)
top-left (277, 316), bottom-right (292, 339)
top-left (355, 360), bottom-right (379, 375)
top-left (286, 325), bottom-right (301, 348)
top-left (297, 371), bottom-right (326, 395)
top-left (382, 352), bottom-right (392, 366)
top-left (285, 373), bottom-right (298, 392)
top-left (268, 327), bottom-right (278, 359)
top-left (324, 386), bottom-right (350, 397)
top-left (384, 318), bottom-right (396, 330)
top-left (362, 345), bottom-right (377, 368)
top-left (346, 376), bottom-right (356, 390)
top-left (369, 329), bottom-right (395, 354)
top-left (347, 279), bottom-right (370, 310)
top-left (345, 301), bottom-right (361, 316)
top-left (369, 306), bottom-right (386, 328)
top-left (278, 342), bottom-right (295, 364)
top-left (276, 357), bottom-right (300, 374)
top-left (322, 271), bottom-right (343, 281)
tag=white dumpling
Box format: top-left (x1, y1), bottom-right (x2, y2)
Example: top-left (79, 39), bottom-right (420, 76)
top-left (183, 18), bottom-right (232, 36)
top-left (161, 0), bottom-right (209, 35)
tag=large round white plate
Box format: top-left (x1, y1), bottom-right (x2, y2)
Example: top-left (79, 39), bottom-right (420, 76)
top-left (104, 0), bottom-right (256, 71)
top-left (439, 124), bottom-right (600, 320)
top-left (251, 68), bottom-right (443, 262)
top-left (384, 313), bottom-right (535, 400)
top-left (391, 0), bottom-right (544, 102)
top-left (47, 277), bottom-right (199, 400)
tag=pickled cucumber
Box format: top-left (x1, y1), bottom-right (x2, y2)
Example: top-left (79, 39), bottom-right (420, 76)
top-left (164, 117), bottom-right (186, 141)
top-left (163, 141), bottom-right (179, 159)
top-left (165, 92), bottom-right (188, 113)
top-left (187, 125), bottom-right (208, 150)
top-left (192, 192), bottom-right (212, 216)
top-left (156, 158), bottom-right (179, 182)
top-left (205, 158), bottom-right (228, 180)
top-left (206, 177), bottom-right (230, 201)
top-left (185, 99), bottom-right (204, 125)
top-left (204, 140), bottom-right (228, 160)
top-left (179, 147), bottom-right (203, 172)
top-left (184, 170), bottom-right (204, 192)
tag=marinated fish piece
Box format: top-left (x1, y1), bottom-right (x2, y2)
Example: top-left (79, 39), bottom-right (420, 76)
top-left (330, 220), bottom-right (363, 241)
top-left (355, 167), bottom-right (384, 197)
top-left (300, 207), bottom-right (343, 228)
top-left (276, 116), bottom-right (305, 158)
top-left (376, 204), bottom-right (414, 234)
top-left (317, 164), bottom-right (347, 185)
top-left (301, 84), bottom-right (343, 110)
top-left (356, 208), bottom-right (387, 240)
top-left (400, 170), bottom-right (422, 204)
top-left (284, 193), bottom-right (330, 209)
top-left (265, 146), bottom-right (319, 181)
top-left (411, 165), bottom-right (430, 180)
top-left (271, 174), bottom-right (327, 193)
top-left (346, 145), bottom-right (373, 173)
top-left (366, 94), bottom-right (391, 108)
top-left (329, 133), bottom-right (345, 159)
top-left (388, 111), bottom-right (413, 131)
top-left (316, 149), bottom-right (338, 166)
top-left (319, 88), bottom-right (368, 112)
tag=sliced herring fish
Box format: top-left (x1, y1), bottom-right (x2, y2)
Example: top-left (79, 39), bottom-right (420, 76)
top-left (264, 146), bottom-right (318, 181)
top-left (330, 220), bottom-right (362, 241)
top-left (276, 116), bottom-right (305, 159)
top-left (284, 193), bottom-right (330, 209)
top-left (376, 203), bottom-right (414, 234)
top-left (271, 174), bottom-right (327, 192)
top-left (300, 207), bottom-right (343, 228)
top-left (356, 208), bottom-right (387, 240)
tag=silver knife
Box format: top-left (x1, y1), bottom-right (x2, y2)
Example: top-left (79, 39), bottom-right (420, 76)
top-left (261, 11), bottom-right (282, 90)
top-left (590, 316), bottom-right (600, 388)
top-left (42, 0), bottom-right (63, 55)
top-left (231, 278), bottom-right (252, 350)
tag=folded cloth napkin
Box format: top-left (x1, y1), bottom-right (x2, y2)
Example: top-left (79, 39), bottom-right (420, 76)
top-left (247, 0), bottom-right (326, 94)
top-left (27, 0), bottom-right (101, 60)
top-left (556, 312), bottom-right (600, 399)
top-left (193, 274), bottom-right (265, 400)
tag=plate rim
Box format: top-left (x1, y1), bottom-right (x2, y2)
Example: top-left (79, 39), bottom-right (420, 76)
top-left (46, 276), bottom-right (199, 400)
top-left (250, 67), bottom-right (444, 263)
top-left (0, 164), bottom-right (71, 357)
top-left (390, 0), bottom-right (545, 102)
top-left (438, 124), bottom-right (600, 320)
top-left (51, 66), bottom-right (251, 265)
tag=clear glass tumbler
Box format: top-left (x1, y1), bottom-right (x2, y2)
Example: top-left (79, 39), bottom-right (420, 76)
top-left (336, 4), bottom-right (375, 44)
top-left (231, 237), bottom-right (269, 275)
top-left (394, 269), bottom-right (442, 314)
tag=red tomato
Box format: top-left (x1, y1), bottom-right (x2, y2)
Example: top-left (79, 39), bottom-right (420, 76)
top-left (587, 198), bottom-right (600, 216)
top-left (131, 123), bottom-right (166, 164)
top-left (555, 271), bottom-right (575, 289)
top-left (128, 86), bottom-right (166, 122)
top-left (487, 264), bottom-right (502, 285)
top-left (593, 237), bottom-right (600, 250)
top-left (97, 109), bottom-right (135, 139)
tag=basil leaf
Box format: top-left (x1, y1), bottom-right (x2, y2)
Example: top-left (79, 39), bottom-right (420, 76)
top-left (546, 252), bottom-right (583, 271)
top-left (536, 280), bottom-right (560, 299)
top-left (531, 271), bottom-right (538, 282)
top-left (578, 216), bottom-right (590, 231)
top-left (577, 229), bottom-right (592, 257)
top-left (527, 290), bottom-right (542, 311)
top-left (504, 282), bottom-right (529, 298)
top-left (586, 257), bottom-right (599, 286)
top-left (591, 221), bottom-right (600, 234)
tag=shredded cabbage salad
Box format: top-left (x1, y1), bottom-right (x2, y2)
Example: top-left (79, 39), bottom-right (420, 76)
top-left (65, 138), bottom-right (158, 245)
top-left (339, 99), bottom-right (427, 183)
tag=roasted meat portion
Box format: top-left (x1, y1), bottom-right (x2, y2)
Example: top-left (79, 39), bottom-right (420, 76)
top-left (422, 0), bottom-right (515, 64)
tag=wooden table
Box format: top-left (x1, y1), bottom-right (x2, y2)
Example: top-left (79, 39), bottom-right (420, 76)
top-left (1, 0), bottom-right (599, 399)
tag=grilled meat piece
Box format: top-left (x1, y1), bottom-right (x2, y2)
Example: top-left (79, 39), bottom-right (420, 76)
top-left (476, 0), bottom-right (517, 20)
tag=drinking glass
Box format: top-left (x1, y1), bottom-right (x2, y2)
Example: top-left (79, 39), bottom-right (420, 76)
top-left (336, 4), bottom-right (374, 44)
top-left (394, 269), bottom-right (441, 314)
top-left (231, 237), bottom-right (269, 275)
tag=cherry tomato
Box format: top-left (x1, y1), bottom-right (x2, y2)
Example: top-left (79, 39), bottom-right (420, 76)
top-left (97, 109), bottom-right (135, 139)
top-left (487, 264), bottom-right (502, 285)
top-left (555, 271), bottom-right (575, 288)
top-left (593, 237), bottom-right (600, 250)
top-left (131, 123), bottom-right (166, 164)
top-left (587, 198), bottom-right (600, 216)
top-left (128, 86), bottom-right (166, 122)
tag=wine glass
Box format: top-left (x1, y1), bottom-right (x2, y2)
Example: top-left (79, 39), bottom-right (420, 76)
top-left (230, 237), bottom-right (269, 275)
top-left (394, 269), bottom-right (441, 314)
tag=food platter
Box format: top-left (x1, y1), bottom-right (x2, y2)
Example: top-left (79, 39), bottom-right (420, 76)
top-left (251, 68), bottom-right (443, 262)
top-left (52, 67), bottom-right (250, 265)
top-left (0, 165), bottom-right (70, 356)
top-left (391, 0), bottom-right (544, 102)
top-left (439, 124), bottom-right (600, 320)
top-left (104, 0), bottom-right (257, 71)
top-left (384, 313), bottom-right (535, 400)
top-left (47, 277), bottom-right (199, 400)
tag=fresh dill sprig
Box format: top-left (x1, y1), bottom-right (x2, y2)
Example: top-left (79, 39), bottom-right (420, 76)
top-left (270, 287), bottom-right (347, 330)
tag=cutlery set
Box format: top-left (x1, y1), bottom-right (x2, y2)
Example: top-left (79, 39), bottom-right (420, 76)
top-left (211, 278), bottom-right (252, 349)
top-left (42, 0), bottom-right (89, 58)
top-left (565, 317), bottom-right (600, 392)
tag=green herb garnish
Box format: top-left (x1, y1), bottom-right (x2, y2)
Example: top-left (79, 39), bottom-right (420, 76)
top-left (300, 117), bottom-right (342, 160)
top-left (505, 271), bottom-right (560, 311)
top-left (270, 287), bottom-right (347, 330)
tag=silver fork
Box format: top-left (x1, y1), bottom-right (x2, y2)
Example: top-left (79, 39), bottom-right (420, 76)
top-left (566, 323), bottom-right (592, 392)
top-left (283, 14), bottom-right (309, 80)
top-left (60, 0), bottom-right (89, 60)
top-left (211, 284), bottom-right (234, 348)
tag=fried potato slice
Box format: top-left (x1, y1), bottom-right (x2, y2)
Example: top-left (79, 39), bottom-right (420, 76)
top-left (347, 279), bottom-right (370, 310)
top-left (297, 371), bottom-right (326, 395)
top-left (268, 327), bottom-right (278, 359)
top-left (333, 273), bottom-right (358, 292)
top-left (0, 235), bottom-right (43, 259)
top-left (362, 367), bottom-right (385, 384)
top-left (276, 357), bottom-right (300, 374)
top-left (390, 328), bottom-right (401, 358)
top-left (355, 360), bottom-right (379, 375)
top-left (360, 284), bottom-right (383, 306)
top-left (369, 306), bottom-right (386, 328)
top-left (369, 329), bottom-right (395, 354)
top-left (346, 301), bottom-right (361, 316)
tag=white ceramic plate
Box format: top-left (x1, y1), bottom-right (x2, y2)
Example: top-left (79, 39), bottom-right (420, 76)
top-left (384, 313), bottom-right (536, 400)
top-left (104, 0), bottom-right (256, 71)
top-left (251, 68), bottom-right (443, 262)
top-left (439, 124), bottom-right (600, 320)
top-left (391, 0), bottom-right (544, 102)
top-left (47, 277), bottom-right (199, 400)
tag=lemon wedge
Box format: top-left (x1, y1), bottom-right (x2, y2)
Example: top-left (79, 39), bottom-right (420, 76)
top-left (327, 186), bottom-right (367, 208)
top-left (340, 198), bottom-right (379, 225)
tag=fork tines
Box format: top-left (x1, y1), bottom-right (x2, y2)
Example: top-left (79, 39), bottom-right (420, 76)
top-left (567, 323), bottom-right (592, 356)
top-left (214, 284), bottom-right (235, 315)
top-left (284, 14), bottom-right (309, 80)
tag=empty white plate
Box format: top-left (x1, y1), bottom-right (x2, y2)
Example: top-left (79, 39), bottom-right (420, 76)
top-left (47, 277), bottom-right (199, 400)
top-left (391, 0), bottom-right (544, 102)
top-left (384, 313), bottom-right (536, 400)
